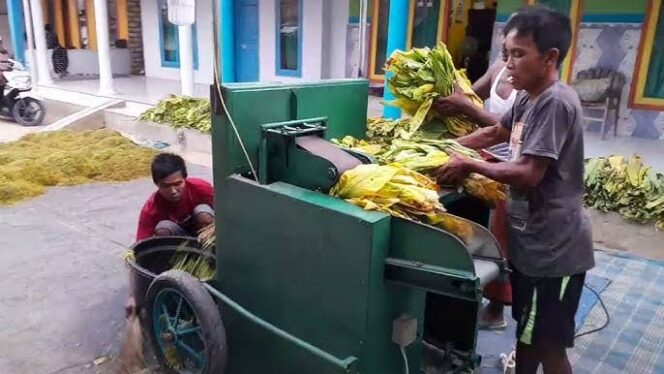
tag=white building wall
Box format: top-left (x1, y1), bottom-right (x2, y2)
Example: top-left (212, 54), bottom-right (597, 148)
top-left (140, 0), bottom-right (214, 85)
top-left (326, 0), bottom-right (350, 79)
top-left (259, 0), bottom-right (348, 82)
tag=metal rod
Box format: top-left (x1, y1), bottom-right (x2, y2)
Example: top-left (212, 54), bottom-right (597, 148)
top-left (203, 283), bottom-right (358, 371)
top-left (358, 0), bottom-right (368, 78)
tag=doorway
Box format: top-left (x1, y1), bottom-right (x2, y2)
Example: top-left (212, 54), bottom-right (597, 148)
top-left (235, 0), bottom-right (259, 82)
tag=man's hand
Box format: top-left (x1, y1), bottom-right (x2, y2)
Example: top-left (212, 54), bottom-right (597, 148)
top-left (433, 85), bottom-right (473, 117)
top-left (434, 155), bottom-right (471, 186)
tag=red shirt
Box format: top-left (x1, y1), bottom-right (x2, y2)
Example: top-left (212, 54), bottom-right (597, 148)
top-left (136, 177), bottom-right (214, 241)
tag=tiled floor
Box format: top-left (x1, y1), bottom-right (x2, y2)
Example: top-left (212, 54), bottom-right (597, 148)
top-left (584, 130), bottom-right (664, 172)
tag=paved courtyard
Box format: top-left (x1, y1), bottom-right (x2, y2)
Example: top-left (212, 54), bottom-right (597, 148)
top-left (0, 154), bottom-right (211, 373)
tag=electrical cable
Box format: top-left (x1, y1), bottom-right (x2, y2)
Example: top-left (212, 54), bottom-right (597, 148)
top-left (399, 346), bottom-right (410, 374)
top-left (574, 283), bottom-right (610, 339)
top-left (212, 60), bottom-right (258, 182)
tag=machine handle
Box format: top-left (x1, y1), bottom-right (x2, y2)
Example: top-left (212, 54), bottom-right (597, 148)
top-left (384, 257), bottom-right (478, 301)
top-left (203, 283), bottom-right (359, 372)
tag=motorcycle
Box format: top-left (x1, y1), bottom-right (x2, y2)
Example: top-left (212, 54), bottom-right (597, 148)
top-left (1, 59), bottom-right (46, 126)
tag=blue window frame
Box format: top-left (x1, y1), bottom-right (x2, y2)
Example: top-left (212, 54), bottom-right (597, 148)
top-left (275, 0), bottom-right (302, 77)
top-left (158, 0), bottom-right (199, 69)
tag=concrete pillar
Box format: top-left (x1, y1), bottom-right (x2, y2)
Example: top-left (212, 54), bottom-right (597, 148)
top-left (29, 0), bottom-right (53, 85)
top-left (21, 0), bottom-right (38, 81)
top-left (220, 0), bottom-right (235, 82)
top-left (93, 0), bottom-right (116, 95)
top-left (382, 0), bottom-right (409, 119)
top-left (178, 25), bottom-right (194, 96)
top-left (6, 0), bottom-right (26, 64)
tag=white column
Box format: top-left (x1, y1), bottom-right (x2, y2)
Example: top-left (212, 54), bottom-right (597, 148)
top-left (28, 0), bottom-right (53, 85)
top-left (178, 25), bottom-right (194, 96)
top-left (21, 0), bottom-right (38, 83)
top-left (358, 0), bottom-right (368, 78)
top-left (93, 0), bottom-right (116, 95)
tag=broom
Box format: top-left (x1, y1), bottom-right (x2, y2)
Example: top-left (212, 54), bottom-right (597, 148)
top-left (116, 306), bottom-right (147, 374)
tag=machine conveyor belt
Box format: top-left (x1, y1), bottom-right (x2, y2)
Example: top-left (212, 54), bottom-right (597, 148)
top-left (473, 259), bottom-right (500, 287)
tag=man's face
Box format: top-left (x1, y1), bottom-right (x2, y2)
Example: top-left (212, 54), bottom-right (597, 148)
top-left (503, 29), bottom-right (555, 91)
top-left (157, 171), bottom-right (186, 203)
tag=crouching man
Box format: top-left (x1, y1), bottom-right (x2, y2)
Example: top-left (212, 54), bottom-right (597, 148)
top-left (126, 153), bottom-right (214, 316)
top-left (136, 153), bottom-right (214, 241)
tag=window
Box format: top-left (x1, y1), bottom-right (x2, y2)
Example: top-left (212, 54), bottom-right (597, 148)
top-left (276, 0), bottom-right (302, 76)
top-left (158, 0), bottom-right (199, 69)
top-left (631, 0), bottom-right (664, 108)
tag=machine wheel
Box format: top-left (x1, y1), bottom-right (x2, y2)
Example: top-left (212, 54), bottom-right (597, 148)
top-left (12, 97), bottom-right (45, 126)
top-left (145, 270), bottom-right (227, 374)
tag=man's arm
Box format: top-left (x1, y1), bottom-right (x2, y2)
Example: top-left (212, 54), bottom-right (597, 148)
top-left (464, 155), bottom-right (550, 189)
top-left (471, 59), bottom-right (503, 100)
top-left (136, 208), bottom-right (157, 241)
top-left (456, 124), bottom-right (511, 150)
top-left (432, 88), bottom-right (501, 128)
top-left (434, 154), bottom-right (550, 190)
top-left (433, 60), bottom-right (505, 127)
top-left (463, 103), bottom-right (502, 128)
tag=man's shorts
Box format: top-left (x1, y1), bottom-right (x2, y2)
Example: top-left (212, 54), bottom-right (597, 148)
top-left (155, 204), bottom-right (214, 237)
top-left (510, 268), bottom-right (585, 348)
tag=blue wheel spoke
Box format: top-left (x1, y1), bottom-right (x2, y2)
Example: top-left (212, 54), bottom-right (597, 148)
top-left (176, 326), bottom-right (201, 337)
top-left (174, 296), bottom-right (184, 327)
top-left (176, 340), bottom-right (205, 367)
top-left (161, 304), bottom-right (173, 329)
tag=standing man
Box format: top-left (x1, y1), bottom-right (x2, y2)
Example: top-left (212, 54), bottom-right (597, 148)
top-left (434, 48), bottom-right (518, 330)
top-left (435, 6), bottom-right (594, 373)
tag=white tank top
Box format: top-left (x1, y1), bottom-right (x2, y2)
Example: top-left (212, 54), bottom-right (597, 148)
top-left (487, 67), bottom-right (517, 115)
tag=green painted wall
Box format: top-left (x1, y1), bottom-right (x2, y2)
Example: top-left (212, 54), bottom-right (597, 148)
top-left (497, 0), bottom-right (525, 16)
top-left (497, 0), bottom-right (648, 20)
top-left (583, 0), bottom-right (647, 14)
top-left (349, 0), bottom-right (374, 20)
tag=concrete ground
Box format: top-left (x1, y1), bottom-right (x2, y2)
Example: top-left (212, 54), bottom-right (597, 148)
top-left (0, 120), bottom-right (41, 142)
top-left (0, 155), bottom-right (211, 374)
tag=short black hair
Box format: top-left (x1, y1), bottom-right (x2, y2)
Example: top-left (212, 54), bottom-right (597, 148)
top-left (151, 153), bottom-right (187, 184)
top-left (503, 5), bottom-right (572, 68)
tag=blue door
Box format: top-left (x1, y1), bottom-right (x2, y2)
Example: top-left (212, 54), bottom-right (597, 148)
top-left (235, 0), bottom-right (259, 82)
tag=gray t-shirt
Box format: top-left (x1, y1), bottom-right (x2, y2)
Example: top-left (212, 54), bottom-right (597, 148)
top-left (499, 82), bottom-right (594, 277)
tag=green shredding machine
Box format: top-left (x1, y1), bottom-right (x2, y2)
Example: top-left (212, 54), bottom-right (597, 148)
top-left (135, 79), bottom-right (506, 374)
top-left (205, 79), bottom-right (506, 373)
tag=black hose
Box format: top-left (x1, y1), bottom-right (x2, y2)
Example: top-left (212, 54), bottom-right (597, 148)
top-left (575, 283), bottom-right (610, 339)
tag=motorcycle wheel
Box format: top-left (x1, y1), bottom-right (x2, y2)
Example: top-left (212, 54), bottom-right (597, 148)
top-left (12, 97), bottom-right (45, 126)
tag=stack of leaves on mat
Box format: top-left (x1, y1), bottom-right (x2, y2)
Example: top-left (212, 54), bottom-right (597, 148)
top-left (0, 130), bottom-right (157, 205)
top-left (385, 43), bottom-right (483, 138)
top-left (330, 163), bottom-right (474, 242)
top-left (584, 155), bottom-right (664, 230)
top-left (139, 95), bottom-right (211, 133)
